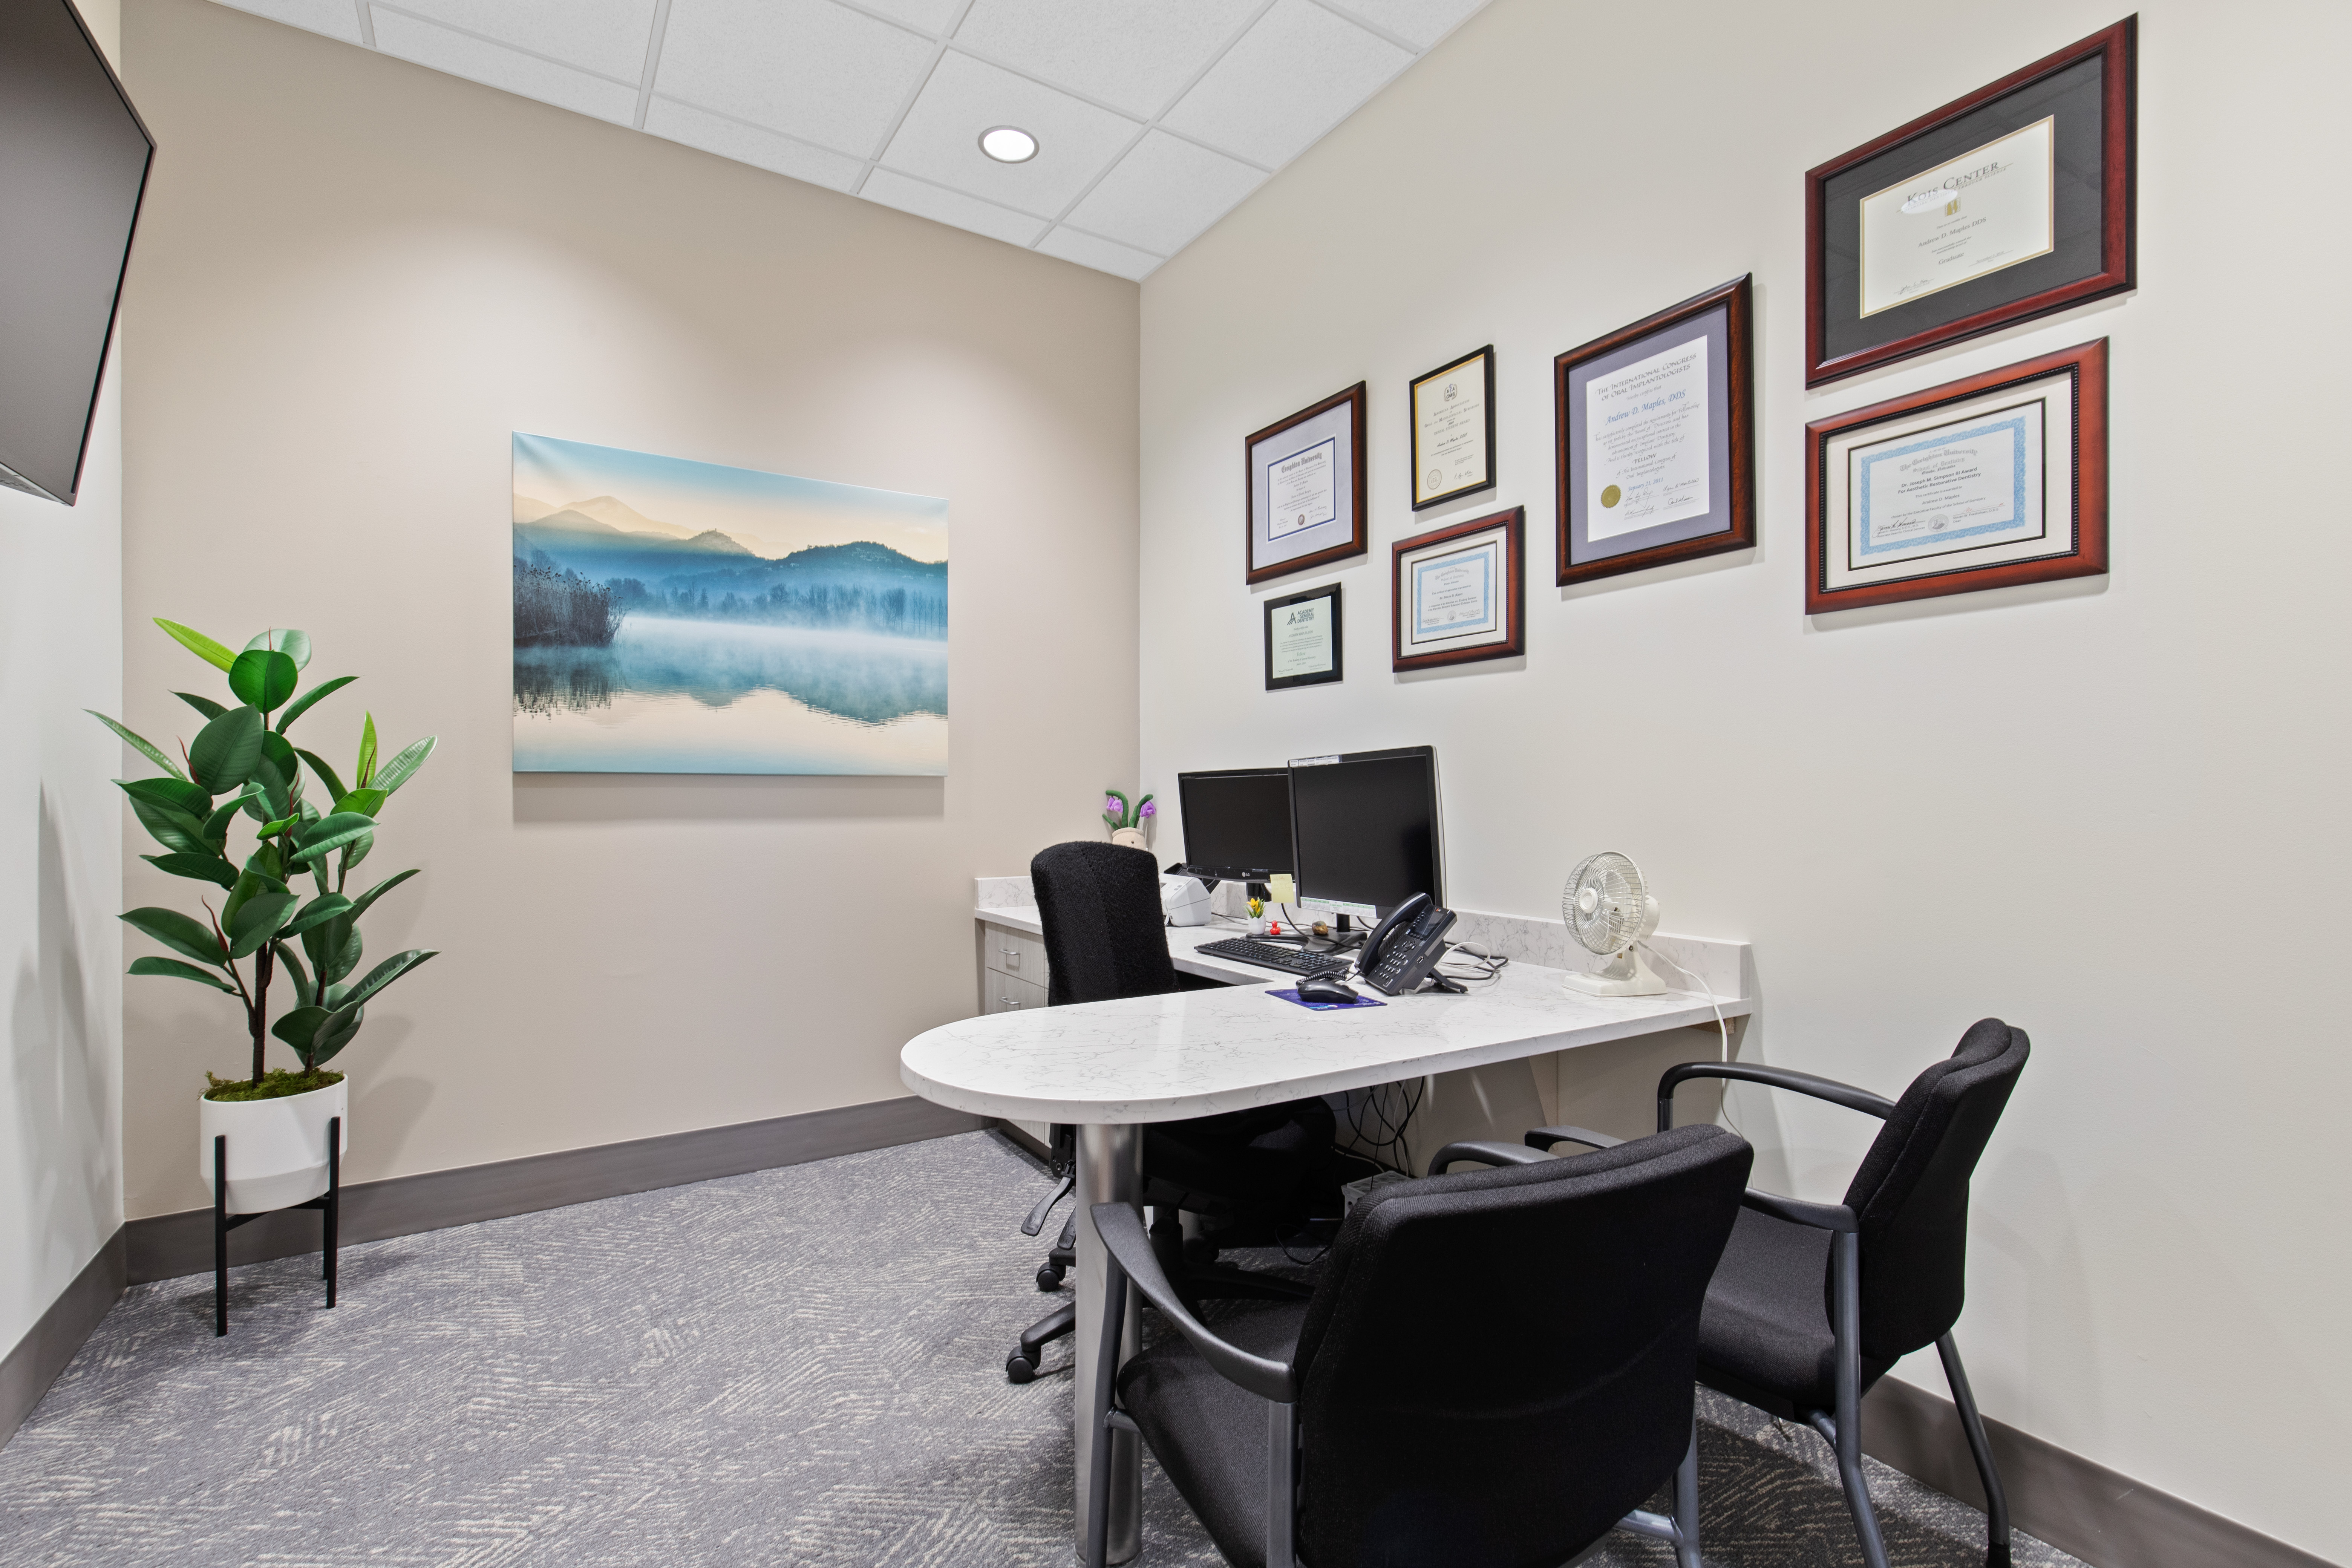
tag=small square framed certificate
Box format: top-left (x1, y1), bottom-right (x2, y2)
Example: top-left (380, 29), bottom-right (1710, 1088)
top-left (1264, 582), bottom-right (1342, 691)
top-left (1806, 19), bottom-right (2135, 385)
top-left (1245, 383), bottom-right (1367, 585)
top-left (1554, 276), bottom-right (1755, 586)
top-left (1391, 507), bottom-right (1524, 672)
top-left (1409, 346), bottom-right (1494, 510)
top-left (1806, 338), bottom-right (2107, 613)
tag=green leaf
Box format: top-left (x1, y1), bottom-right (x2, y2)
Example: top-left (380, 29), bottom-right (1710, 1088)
top-left (87, 711), bottom-right (187, 782)
top-left (319, 920), bottom-right (362, 985)
top-left (345, 867), bottom-right (418, 922)
top-left (333, 788), bottom-right (389, 818)
top-left (130, 956), bottom-right (238, 992)
top-left (355, 713), bottom-right (378, 790)
top-left (174, 691), bottom-right (227, 721)
top-left (244, 628), bottom-right (312, 671)
top-left (153, 617), bottom-right (236, 672)
top-left (296, 748), bottom-right (349, 805)
top-left (372, 735), bottom-right (436, 795)
top-left (245, 841), bottom-right (286, 885)
top-left (274, 674), bottom-right (354, 735)
top-left (337, 947), bottom-right (436, 1011)
top-left (121, 907), bottom-right (226, 967)
top-left (118, 776), bottom-right (212, 816)
top-left (141, 852), bottom-right (239, 889)
top-left (270, 1004), bottom-right (331, 1054)
top-left (272, 940), bottom-right (315, 1008)
top-left (187, 706), bottom-right (264, 793)
top-left (290, 812), bottom-right (376, 865)
top-left (243, 756), bottom-right (289, 823)
top-left (125, 794), bottom-right (214, 856)
top-left (255, 815), bottom-right (299, 838)
top-left (259, 729), bottom-right (299, 784)
top-left (200, 786), bottom-right (259, 848)
top-left (341, 832), bottom-right (374, 874)
top-left (228, 648), bottom-right (300, 712)
top-left (280, 893), bottom-right (353, 938)
top-left (311, 1002), bottom-right (366, 1066)
top-left (227, 891), bottom-right (298, 959)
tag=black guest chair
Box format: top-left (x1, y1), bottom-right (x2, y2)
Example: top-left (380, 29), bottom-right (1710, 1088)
top-left (1085, 1124), bottom-right (1753, 1568)
top-left (1627, 1017), bottom-right (2029, 1568)
top-left (1006, 841), bottom-right (1339, 1384)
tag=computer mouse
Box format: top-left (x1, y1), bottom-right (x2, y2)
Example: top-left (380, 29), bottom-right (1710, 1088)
top-left (1295, 975), bottom-right (1360, 1005)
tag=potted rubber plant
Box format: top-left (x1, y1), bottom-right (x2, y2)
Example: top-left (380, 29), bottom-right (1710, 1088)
top-left (90, 620), bottom-right (438, 1215)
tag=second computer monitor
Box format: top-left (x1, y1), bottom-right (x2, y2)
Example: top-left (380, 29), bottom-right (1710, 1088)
top-left (1176, 767), bottom-right (1295, 881)
top-left (1288, 745), bottom-right (1442, 920)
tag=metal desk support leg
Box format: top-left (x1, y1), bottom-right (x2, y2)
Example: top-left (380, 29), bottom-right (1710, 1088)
top-left (1073, 1124), bottom-right (1142, 1564)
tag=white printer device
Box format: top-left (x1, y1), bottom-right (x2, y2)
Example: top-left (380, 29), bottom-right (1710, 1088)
top-left (1158, 872), bottom-right (1211, 927)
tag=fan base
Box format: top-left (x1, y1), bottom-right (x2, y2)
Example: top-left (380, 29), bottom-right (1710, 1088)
top-left (1561, 949), bottom-right (1666, 997)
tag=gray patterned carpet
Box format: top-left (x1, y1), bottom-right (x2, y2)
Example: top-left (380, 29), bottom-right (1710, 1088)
top-left (0, 1130), bottom-right (2084, 1567)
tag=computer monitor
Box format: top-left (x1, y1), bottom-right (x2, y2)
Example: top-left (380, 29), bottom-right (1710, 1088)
top-left (1176, 767), bottom-right (1294, 882)
top-left (1288, 746), bottom-right (1442, 921)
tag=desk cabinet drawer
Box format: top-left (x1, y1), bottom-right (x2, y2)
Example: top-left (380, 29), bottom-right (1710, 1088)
top-left (984, 971), bottom-right (1048, 1015)
top-left (983, 926), bottom-right (1050, 983)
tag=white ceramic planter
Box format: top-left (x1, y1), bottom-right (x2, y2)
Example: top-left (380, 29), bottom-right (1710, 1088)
top-left (1110, 828), bottom-right (1146, 850)
top-left (199, 1078), bottom-right (348, 1214)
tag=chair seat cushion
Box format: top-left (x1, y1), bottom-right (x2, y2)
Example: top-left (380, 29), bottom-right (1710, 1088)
top-left (1698, 1206), bottom-right (1890, 1412)
top-left (1116, 1302), bottom-right (1309, 1568)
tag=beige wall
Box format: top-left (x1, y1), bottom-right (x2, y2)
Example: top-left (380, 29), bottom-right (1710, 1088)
top-left (117, 0), bottom-right (1138, 1219)
top-left (1, 0), bottom-right (124, 1362)
top-left (1140, 0), bottom-right (2350, 1559)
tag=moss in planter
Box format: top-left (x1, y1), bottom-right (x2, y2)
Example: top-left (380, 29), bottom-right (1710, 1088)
top-left (203, 1068), bottom-right (346, 1103)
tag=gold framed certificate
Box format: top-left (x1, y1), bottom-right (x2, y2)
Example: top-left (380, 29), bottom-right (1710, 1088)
top-left (1408, 346), bottom-right (1494, 511)
top-left (1391, 507), bottom-right (1524, 672)
top-left (1264, 582), bottom-right (1342, 691)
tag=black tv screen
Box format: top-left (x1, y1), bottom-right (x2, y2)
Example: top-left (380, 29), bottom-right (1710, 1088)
top-left (0, 0), bottom-right (152, 506)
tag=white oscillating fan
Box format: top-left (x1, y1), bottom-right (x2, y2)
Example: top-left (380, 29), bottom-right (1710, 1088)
top-left (1560, 851), bottom-right (1666, 997)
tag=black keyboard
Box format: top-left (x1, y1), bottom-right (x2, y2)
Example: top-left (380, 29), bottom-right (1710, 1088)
top-left (1196, 938), bottom-right (1355, 978)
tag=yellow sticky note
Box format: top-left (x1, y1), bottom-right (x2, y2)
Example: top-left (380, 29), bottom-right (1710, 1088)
top-left (1268, 874), bottom-right (1296, 903)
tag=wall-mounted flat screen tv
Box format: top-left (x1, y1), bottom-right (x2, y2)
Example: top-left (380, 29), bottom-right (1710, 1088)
top-left (0, 0), bottom-right (153, 506)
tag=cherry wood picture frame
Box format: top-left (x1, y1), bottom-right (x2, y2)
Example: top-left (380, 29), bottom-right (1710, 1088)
top-left (1391, 506), bottom-right (1525, 672)
top-left (1243, 382), bottom-right (1368, 586)
top-left (1805, 17), bottom-right (2136, 386)
top-left (1805, 338), bottom-right (2108, 614)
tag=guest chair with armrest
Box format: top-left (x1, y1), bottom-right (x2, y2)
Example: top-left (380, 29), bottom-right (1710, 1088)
top-left (1005, 841), bottom-right (1340, 1384)
top-left (1461, 1018), bottom-right (2028, 1568)
top-left (1084, 1124), bottom-right (1754, 1568)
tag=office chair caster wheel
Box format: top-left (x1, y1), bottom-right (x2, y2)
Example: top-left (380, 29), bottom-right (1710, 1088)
top-left (1005, 1350), bottom-right (1038, 1384)
top-left (1035, 1263), bottom-right (1066, 1292)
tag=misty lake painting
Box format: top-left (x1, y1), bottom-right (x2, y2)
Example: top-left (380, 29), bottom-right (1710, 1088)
top-left (512, 433), bottom-right (947, 774)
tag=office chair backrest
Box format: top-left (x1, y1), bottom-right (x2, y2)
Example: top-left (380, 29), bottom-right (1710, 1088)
top-left (1029, 842), bottom-right (1179, 1007)
top-left (1841, 1017), bottom-right (2030, 1363)
top-left (1289, 1125), bottom-right (1752, 1568)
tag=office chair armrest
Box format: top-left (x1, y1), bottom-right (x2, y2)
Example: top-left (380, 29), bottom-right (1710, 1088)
top-left (1524, 1125), bottom-right (1625, 1153)
top-left (1090, 1204), bottom-right (1295, 1404)
top-left (1657, 1061), bottom-right (1896, 1132)
top-left (1428, 1140), bottom-right (1549, 1172)
top-left (1742, 1189), bottom-right (1859, 1233)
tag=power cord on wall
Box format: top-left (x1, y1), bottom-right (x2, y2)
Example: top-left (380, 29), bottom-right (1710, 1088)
top-left (1638, 939), bottom-right (1741, 1138)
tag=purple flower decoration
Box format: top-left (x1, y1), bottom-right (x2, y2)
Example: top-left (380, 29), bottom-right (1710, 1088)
top-left (1138, 800), bottom-right (1156, 819)
top-left (1103, 795), bottom-right (1121, 815)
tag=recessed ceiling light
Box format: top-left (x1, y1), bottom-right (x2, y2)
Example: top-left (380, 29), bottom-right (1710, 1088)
top-left (978, 126), bottom-right (1038, 164)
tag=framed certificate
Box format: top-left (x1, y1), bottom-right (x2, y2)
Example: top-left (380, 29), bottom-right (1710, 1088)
top-left (1806, 338), bottom-right (2107, 613)
top-left (1264, 582), bottom-right (1343, 691)
top-left (1245, 383), bottom-right (1367, 585)
top-left (1391, 507), bottom-right (1523, 672)
top-left (1554, 276), bottom-right (1755, 586)
top-left (1409, 346), bottom-right (1494, 510)
top-left (1807, 18), bottom-right (2135, 385)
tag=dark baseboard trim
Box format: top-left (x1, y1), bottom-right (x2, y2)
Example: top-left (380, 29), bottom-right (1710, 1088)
top-left (126, 1095), bottom-right (987, 1285)
top-left (1, 1227), bottom-right (126, 1451)
top-left (993, 1119), bottom-right (1052, 1164)
top-left (1864, 1371), bottom-right (2337, 1568)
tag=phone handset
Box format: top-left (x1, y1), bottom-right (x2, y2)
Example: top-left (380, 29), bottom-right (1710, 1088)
top-left (1362, 891), bottom-right (1432, 971)
top-left (1358, 892), bottom-right (1458, 996)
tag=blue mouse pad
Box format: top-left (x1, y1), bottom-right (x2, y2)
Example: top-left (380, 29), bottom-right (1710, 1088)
top-left (1269, 988), bottom-right (1386, 1012)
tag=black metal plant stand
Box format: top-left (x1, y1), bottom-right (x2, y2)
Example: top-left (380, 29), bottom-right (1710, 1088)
top-left (213, 1115), bottom-right (340, 1337)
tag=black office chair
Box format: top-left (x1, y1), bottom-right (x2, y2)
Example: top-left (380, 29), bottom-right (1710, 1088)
top-left (1006, 841), bottom-right (1340, 1384)
top-left (1631, 1017), bottom-right (2031, 1568)
top-left (1084, 1124), bottom-right (1752, 1568)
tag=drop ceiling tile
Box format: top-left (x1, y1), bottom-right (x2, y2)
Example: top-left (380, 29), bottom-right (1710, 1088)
top-left (657, 0), bottom-right (935, 158)
top-left (1161, 0), bottom-right (1411, 169)
top-left (855, 0), bottom-right (962, 34)
top-left (879, 51), bottom-right (1140, 219)
top-left (211, 0), bottom-right (364, 44)
top-left (858, 168), bottom-right (1051, 248)
top-left (644, 98), bottom-right (865, 190)
top-left (372, 10), bottom-right (642, 123)
top-left (1321, 0), bottom-right (1487, 50)
top-left (1061, 130), bottom-right (1260, 257)
top-left (373, 0), bottom-right (657, 81)
top-left (1036, 225), bottom-right (1160, 282)
top-left (950, 0), bottom-right (1262, 119)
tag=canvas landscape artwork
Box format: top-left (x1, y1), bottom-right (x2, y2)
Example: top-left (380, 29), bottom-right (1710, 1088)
top-left (511, 434), bottom-right (948, 774)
